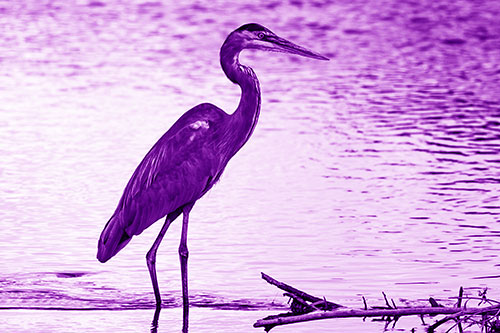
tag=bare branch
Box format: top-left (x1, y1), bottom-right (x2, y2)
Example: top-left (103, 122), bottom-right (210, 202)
top-left (254, 273), bottom-right (500, 332)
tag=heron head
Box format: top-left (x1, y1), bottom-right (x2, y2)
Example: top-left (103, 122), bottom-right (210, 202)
top-left (233, 23), bottom-right (329, 61)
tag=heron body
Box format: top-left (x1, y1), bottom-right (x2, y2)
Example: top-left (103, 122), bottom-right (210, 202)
top-left (96, 101), bottom-right (256, 262)
top-left (97, 23), bottom-right (328, 325)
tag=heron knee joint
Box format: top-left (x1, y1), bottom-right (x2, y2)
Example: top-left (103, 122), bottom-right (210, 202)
top-left (178, 245), bottom-right (189, 258)
top-left (146, 250), bottom-right (157, 264)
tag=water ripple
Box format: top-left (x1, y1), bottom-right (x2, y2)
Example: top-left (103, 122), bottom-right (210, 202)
top-left (0, 272), bottom-right (282, 311)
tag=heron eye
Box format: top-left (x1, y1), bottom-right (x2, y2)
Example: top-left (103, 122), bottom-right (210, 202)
top-left (257, 32), bottom-right (265, 39)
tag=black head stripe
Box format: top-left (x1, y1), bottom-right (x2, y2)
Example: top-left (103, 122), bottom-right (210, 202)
top-left (236, 23), bottom-right (266, 32)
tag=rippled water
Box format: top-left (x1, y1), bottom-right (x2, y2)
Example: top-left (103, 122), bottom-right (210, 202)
top-left (1, 0), bottom-right (500, 332)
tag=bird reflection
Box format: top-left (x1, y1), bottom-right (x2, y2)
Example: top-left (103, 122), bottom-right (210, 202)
top-left (150, 302), bottom-right (188, 332)
top-left (151, 307), bottom-right (161, 333)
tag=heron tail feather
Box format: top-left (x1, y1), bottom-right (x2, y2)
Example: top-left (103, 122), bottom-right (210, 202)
top-left (97, 214), bottom-right (132, 263)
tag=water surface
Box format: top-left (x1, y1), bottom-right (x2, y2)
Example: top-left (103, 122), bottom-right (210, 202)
top-left (1, 0), bottom-right (500, 332)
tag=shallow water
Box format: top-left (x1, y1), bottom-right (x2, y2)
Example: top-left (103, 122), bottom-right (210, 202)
top-left (1, 0), bottom-right (500, 332)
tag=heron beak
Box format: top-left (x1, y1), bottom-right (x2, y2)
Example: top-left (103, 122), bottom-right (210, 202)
top-left (265, 35), bottom-right (329, 61)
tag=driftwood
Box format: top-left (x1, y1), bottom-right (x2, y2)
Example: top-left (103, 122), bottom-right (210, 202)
top-left (254, 273), bottom-right (500, 332)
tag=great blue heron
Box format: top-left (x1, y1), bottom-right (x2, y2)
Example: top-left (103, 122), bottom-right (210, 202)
top-left (97, 22), bottom-right (328, 325)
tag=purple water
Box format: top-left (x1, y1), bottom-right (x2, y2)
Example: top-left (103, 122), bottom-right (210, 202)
top-left (1, 0), bottom-right (499, 332)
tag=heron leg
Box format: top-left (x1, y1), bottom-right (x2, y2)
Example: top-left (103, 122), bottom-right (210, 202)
top-left (179, 203), bottom-right (194, 332)
top-left (146, 212), bottom-right (178, 309)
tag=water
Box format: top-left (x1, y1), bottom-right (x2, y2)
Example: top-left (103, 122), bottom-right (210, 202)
top-left (1, 0), bottom-right (500, 332)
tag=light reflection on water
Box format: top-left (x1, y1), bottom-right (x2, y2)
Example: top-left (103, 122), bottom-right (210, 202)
top-left (1, 0), bottom-right (500, 332)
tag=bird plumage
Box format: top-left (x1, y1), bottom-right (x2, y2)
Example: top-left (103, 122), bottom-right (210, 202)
top-left (97, 103), bottom-right (238, 262)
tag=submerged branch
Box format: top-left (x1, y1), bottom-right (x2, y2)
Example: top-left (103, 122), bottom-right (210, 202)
top-left (254, 273), bottom-right (500, 332)
top-left (254, 305), bottom-right (500, 328)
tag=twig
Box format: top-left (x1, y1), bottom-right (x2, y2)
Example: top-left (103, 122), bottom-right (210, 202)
top-left (383, 292), bottom-right (392, 308)
top-left (260, 272), bottom-right (341, 311)
top-left (457, 286), bottom-right (463, 308)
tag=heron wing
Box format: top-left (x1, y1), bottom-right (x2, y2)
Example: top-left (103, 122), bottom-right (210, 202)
top-left (116, 104), bottom-right (228, 236)
top-left (97, 103), bottom-right (229, 262)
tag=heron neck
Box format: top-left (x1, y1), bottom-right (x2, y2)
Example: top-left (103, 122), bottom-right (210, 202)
top-left (220, 42), bottom-right (261, 153)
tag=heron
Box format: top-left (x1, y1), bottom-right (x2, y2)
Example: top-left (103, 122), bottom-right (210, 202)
top-left (97, 22), bottom-right (328, 323)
